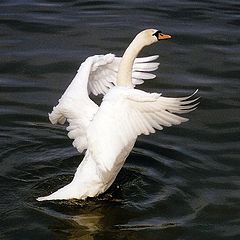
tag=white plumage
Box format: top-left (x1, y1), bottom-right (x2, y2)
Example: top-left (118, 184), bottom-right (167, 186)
top-left (48, 54), bottom-right (160, 153)
top-left (37, 29), bottom-right (198, 201)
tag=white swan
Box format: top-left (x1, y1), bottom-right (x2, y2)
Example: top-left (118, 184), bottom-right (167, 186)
top-left (37, 29), bottom-right (198, 201)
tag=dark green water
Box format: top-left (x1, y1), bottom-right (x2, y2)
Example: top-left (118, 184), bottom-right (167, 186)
top-left (0, 0), bottom-right (239, 239)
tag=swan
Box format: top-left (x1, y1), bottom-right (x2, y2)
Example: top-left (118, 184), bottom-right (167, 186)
top-left (37, 29), bottom-right (198, 201)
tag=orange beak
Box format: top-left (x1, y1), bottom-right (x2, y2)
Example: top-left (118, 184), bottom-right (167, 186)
top-left (158, 33), bottom-right (172, 40)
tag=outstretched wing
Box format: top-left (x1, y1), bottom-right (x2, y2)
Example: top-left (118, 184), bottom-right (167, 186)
top-left (86, 87), bottom-right (199, 171)
top-left (104, 87), bottom-right (199, 140)
top-left (88, 54), bottom-right (160, 95)
top-left (49, 57), bottom-right (99, 153)
top-left (49, 54), bottom-right (160, 153)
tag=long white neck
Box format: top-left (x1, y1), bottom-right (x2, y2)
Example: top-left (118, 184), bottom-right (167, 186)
top-left (117, 34), bottom-right (147, 87)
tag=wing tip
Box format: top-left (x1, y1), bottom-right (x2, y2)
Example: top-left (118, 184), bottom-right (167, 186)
top-left (48, 111), bottom-right (66, 125)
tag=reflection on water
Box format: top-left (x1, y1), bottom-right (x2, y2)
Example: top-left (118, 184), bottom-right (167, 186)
top-left (35, 203), bottom-right (105, 239)
top-left (0, 0), bottom-right (239, 239)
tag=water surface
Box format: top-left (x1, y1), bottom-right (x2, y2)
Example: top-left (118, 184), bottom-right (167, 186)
top-left (0, 0), bottom-right (239, 239)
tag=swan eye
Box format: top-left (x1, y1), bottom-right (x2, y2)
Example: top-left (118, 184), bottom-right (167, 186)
top-left (153, 30), bottom-right (163, 39)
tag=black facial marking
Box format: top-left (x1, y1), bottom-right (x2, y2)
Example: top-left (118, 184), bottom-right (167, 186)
top-left (153, 30), bottom-right (163, 39)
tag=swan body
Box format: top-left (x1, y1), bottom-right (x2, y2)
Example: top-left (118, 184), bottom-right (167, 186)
top-left (37, 29), bottom-right (198, 201)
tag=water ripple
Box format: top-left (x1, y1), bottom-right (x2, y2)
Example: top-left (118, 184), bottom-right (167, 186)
top-left (0, 0), bottom-right (239, 239)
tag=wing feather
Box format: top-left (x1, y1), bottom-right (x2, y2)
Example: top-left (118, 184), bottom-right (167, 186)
top-left (88, 54), bottom-right (160, 95)
top-left (48, 58), bottom-right (99, 153)
top-left (134, 55), bottom-right (159, 63)
top-left (103, 87), bottom-right (199, 139)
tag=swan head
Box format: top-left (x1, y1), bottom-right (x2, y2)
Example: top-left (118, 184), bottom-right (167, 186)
top-left (135, 29), bottom-right (172, 46)
top-left (117, 28), bottom-right (172, 87)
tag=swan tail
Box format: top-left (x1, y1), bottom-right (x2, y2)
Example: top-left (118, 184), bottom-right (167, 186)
top-left (36, 183), bottom-right (86, 201)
